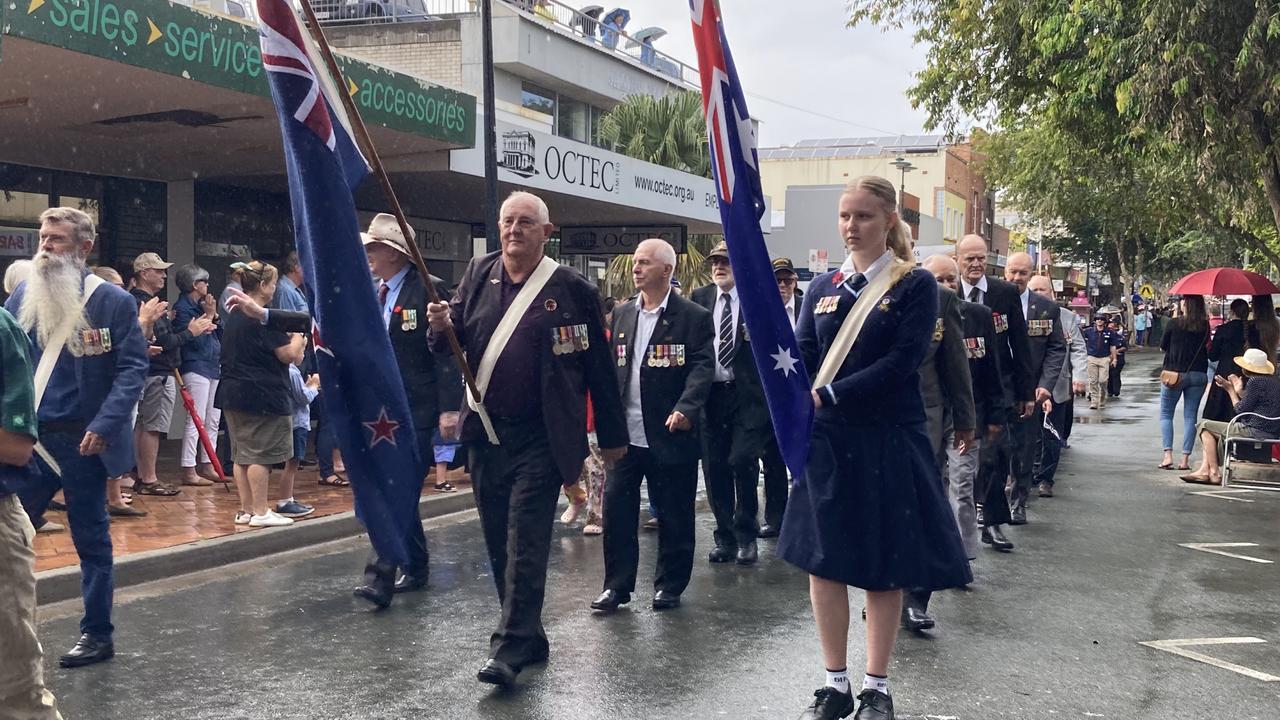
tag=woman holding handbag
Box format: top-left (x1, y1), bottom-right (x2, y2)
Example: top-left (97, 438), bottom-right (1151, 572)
top-left (1158, 295), bottom-right (1210, 471)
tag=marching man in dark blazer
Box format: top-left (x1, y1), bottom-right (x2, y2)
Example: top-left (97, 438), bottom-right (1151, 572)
top-left (1003, 253), bottom-right (1066, 525)
top-left (7, 207), bottom-right (148, 668)
top-left (591, 239), bottom-right (713, 613)
top-left (955, 235), bottom-right (1032, 551)
top-left (691, 241), bottom-right (772, 565)
top-left (351, 213), bottom-right (463, 608)
top-left (757, 256), bottom-right (802, 538)
top-left (903, 253), bottom-right (978, 631)
top-left (426, 191), bottom-right (627, 688)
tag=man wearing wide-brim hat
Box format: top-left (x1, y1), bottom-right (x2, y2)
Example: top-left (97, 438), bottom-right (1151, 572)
top-left (1184, 347), bottom-right (1280, 484)
top-left (352, 212), bottom-right (462, 608)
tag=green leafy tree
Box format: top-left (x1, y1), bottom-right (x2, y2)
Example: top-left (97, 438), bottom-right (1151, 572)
top-left (597, 92), bottom-right (718, 293)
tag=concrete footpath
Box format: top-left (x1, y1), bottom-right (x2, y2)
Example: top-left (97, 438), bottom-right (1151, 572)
top-left (37, 351), bottom-right (1280, 719)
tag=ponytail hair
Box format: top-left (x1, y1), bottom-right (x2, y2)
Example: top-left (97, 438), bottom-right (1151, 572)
top-left (842, 175), bottom-right (914, 282)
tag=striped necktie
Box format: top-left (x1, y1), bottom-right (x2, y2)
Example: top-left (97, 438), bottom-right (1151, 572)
top-left (718, 292), bottom-right (736, 368)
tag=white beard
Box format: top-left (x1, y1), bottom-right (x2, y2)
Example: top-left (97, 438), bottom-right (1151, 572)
top-left (19, 251), bottom-right (90, 357)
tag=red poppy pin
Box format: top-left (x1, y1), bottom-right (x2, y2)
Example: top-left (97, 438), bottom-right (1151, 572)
top-left (832, 271), bottom-right (844, 285)
top-left (544, 299), bottom-right (557, 312)
top-left (393, 306), bottom-right (402, 314)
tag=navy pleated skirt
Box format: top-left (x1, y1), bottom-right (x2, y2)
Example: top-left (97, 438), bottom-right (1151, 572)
top-left (777, 418), bottom-right (973, 591)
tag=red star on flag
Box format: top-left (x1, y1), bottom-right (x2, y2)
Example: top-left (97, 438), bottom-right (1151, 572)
top-left (363, 407), bottom-right (400, 448)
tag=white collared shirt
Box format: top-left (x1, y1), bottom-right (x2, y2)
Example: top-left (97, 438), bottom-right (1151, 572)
top-left (626, 289), bottom-right (671, 448)
top-left (377, 265), bottom-right (411, 330)
top-left (712, 285), bottom-right (740, 382)
top-left (1019, 288), bottom-right (1030, 320)
top-left (784, 295), bottom-right (797, 330)
top-left (838, 249), bottom-right (895, 298)
top-left (960, 274), bottom-right (990, 305)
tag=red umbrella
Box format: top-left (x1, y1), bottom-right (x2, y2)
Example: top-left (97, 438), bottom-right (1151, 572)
top-left (172, 370), bottom-right (229, 492)
top-left (1168, 267), bottom-right (1280, 296)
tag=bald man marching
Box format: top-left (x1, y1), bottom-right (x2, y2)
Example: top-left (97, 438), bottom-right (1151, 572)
top-left (1002, 253), bottom-right (1066, 525)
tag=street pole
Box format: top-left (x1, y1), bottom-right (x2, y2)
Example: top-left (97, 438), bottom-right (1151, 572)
top-left (481, 0), bottom-right (500, 253)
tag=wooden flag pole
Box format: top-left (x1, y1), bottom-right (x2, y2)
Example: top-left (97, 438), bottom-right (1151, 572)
top-left (296, 0), bottom-right (484, 409)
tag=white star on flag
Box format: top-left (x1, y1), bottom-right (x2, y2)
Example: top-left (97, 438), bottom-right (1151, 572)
top-left (771, 345), bottom-right (799, 377)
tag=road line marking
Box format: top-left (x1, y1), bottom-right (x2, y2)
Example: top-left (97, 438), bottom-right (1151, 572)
top-left (1179, 542), bottom-right (1274, 564)
top-left (1140, 637), bottom-right (1280, 682)
top-left (1190, 489), bottom-right (1257, 503)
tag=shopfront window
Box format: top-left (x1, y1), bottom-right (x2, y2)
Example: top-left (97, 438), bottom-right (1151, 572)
top-left (521, 82), bottom-right (557, 118)
top-left (589, 105), bottom-right (606, 148)
top-left (0, 163), bottom-right (52, 228)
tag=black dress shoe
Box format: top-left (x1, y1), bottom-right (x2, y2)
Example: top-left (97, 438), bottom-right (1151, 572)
top-left (708, 545), bottom-right (736, 563)
top-left (798, 686), bottom-right (855, 720)
top-left (393, 573), bottom-right (428, 593)
top-left (987, 525), bottom-right (1014, 551)
top-left (59, 634), bottom-right (114, 668)
top-left (477, 658), bottom-right (518, 687)
top-left (590, 589), bottom-right (631, 612)
top-left (652, 590), bottom-right (681, 610)
top-left (852, 688), bottom-right (894, 720)
top-left (758, 524), bottom-right (780, 538)
top-left (736, 541), bottom-right (759, 565)
top-left (901, 606), bottom-right (935, 631)
top-left (353, 582), bottom-right (393, 609)
top-left (1009, 507), bottom-right (1027, 525)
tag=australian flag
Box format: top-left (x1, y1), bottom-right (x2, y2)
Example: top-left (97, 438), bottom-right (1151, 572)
top-left (689, 0), bottom-right (812, 478)
top-left (257, 0), bottom-right (422, 567)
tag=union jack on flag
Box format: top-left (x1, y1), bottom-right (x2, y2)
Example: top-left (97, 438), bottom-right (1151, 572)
top-left (256, 0), bottom-right (425, 569)
top-left (690, 0), bottom-right (813, 480)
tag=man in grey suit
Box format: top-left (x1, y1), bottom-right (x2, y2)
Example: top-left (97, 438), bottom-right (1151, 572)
top-left (1003, 254), bottom-right (1067, 525)
top-left (904, 262), bottom-right (974, 631)
top-left (1029, 275), bottom-right (1086, 496)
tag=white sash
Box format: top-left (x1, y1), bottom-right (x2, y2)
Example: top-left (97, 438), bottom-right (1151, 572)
top-left (813, 261), bottom-right (904, 389)
top-left (466, 256), bottom-right (559, 445)
top-left (31, 272), bottom-right (107, 476)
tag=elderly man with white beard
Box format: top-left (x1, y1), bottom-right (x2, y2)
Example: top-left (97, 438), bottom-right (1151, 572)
top-left (4, 207), bottom-right (147, 668)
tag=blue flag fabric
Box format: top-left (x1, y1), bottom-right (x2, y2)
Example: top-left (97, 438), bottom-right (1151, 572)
top-left (689, 1), bottom-right (813, 478)
top-left (257, 0), bottom-right (421, 567)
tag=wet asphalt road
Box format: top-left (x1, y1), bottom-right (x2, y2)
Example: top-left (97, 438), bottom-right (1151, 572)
top-left (37, 352), bottom-right (1280, 719)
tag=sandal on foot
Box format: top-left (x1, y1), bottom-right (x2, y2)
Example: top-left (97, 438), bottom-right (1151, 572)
top-left (1157, 462), bottom-right (1174, 470)
top-left (319, 475), bottom-right (350, 487)
top-left (181, 477), bottom-right (214, 487)
top-left (582, 523), bottom-right (602, 536)
top-left (134, 482), bottom-right (180, 496)
top-left (108, 504), bottom-right (148, 518)
top-left (1180, 474), bottom-right (1214, 484)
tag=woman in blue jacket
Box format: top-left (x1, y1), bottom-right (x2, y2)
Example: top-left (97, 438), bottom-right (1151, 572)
top-left (779, 176), bottom-right (971, 720)
top-left (173, 264), bottom-right (222, 486)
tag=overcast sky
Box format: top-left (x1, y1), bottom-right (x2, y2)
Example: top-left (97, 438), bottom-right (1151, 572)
top-left (611, 0), bottom-right (934, 147)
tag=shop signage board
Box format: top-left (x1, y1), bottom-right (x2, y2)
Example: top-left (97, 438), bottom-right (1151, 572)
top-left (450, 119), bottom-right (721, 226)
top-left (557, 224), bottom-right (687, 256)
top-left (3, 0), bottom-right (475, 145)
top-left (0, 226), bottom-right (37, 257)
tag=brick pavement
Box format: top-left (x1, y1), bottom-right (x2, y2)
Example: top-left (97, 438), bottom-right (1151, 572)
top-left (33, 440), bottom-right (469, 573)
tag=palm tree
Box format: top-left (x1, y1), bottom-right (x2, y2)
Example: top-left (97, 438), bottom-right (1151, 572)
top-left (597, 92), bottom-right (719, 293)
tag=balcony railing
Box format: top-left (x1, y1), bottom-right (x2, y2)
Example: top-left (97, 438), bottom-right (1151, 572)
top-left (311, 0), bottom-right (699, 89)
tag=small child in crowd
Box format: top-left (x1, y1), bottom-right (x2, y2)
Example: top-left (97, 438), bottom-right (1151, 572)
top-left (278, 362), bottom-right (320, 518)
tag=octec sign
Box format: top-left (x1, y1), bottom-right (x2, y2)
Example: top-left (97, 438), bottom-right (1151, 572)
top-left (557, 225), bottom-right (687, 256)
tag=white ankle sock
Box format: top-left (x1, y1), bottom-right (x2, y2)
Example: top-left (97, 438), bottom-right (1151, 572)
top-left (862, 673), bottom-right (889, 695)
top-left (824, 668), bottom-right (850, 694)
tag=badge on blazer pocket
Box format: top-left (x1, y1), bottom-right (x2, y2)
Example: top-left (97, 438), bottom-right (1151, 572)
top-left (932, 318), bottom-right (945, 342)
top-left (964, 336), bottom-right (986, 359)
top-left (1028, 319), bottom-right (1052, 336)
top-left (551, 324), bottom-right (589, 355)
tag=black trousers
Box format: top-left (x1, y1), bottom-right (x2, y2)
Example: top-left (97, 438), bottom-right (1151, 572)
top-left (702, 382), bottom-right (764, 548)
top-left (759, 436), bottom-right (789, 529)
top-left (976, 422), bottom-right (1012, 526)
top-left (602, 446), bottom-right (698, 596)
top-left (1108, 361), bottom-right (1124, 396)
top-left (469, 418), bottom-right (561, 669)
top-left (1007, 407), bottom-right (1043, 514)
top-left (363, 426), bottom-right (431, 587)
top-left (1034, 399), bottom-right (1071, 487)
top-left (1061, 395), bottom-right (1075, 442)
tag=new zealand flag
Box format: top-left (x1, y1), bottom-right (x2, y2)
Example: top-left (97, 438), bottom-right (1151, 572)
top-left (257, 0), bottom-right (422, 566)
top-left (689, 0), bottom-right (813, 478)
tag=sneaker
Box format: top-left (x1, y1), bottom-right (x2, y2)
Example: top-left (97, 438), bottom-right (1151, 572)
top-left (36, 520), bottom-right (65, 533)
top-left (234, 511), bottom-right (252, 525)
top-left (275, 500), bottom-right (315, 519)
top-left (1037, 482), bottom-right (1054, 498)
top-left (249, 510), bottom-right (294, 527)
